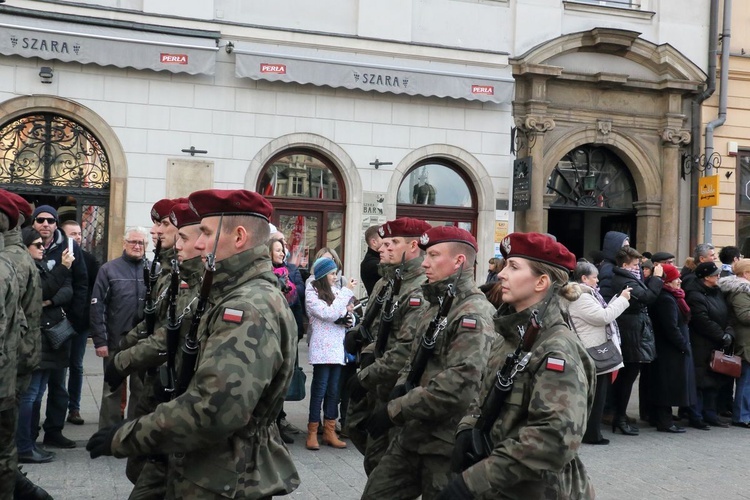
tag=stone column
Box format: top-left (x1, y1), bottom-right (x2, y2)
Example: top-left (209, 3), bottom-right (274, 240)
top-left (516, 115), bottom-right (555, 233)
top-left (542, 193), bottom-right (557, 233)
top-left (633, 200), bottom-right (662, 253)
top-left (659, 128), bottom-right (691, 254)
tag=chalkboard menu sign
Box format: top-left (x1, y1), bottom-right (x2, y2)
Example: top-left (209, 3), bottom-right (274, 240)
top-left (512, 157), bottom-right (532, 211)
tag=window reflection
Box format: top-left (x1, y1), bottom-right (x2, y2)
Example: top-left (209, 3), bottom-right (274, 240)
top-left (260, 153), bottom-right (341, 200)
top-left (397, 164), bottom-right (473, 207)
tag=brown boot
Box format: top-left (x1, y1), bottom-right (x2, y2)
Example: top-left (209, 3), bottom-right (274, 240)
top-left (306, 423), bottom-right (320, 450)
top-left (322, 419), bottom-right (347, 448)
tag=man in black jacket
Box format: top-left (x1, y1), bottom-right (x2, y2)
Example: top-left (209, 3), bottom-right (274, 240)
top-left (90, 227), bottom-right (148, 429)
top-left (360, 224), bottom-right (382, 296)
top-left (32, 205), bottom-right (88, 449)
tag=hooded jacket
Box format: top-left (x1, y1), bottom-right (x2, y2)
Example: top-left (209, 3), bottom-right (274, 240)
top-left (718, 275), bottom-right (750, 364)
top-left (597, 231), bottom-right (629, 302)
top-left (609, 266), bottom-right (661, 362)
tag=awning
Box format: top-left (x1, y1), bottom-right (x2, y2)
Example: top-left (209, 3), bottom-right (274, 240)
top-left (0, 11), bottom-right (219, 75)
top-left (235, 42), bottom-right (514, 104)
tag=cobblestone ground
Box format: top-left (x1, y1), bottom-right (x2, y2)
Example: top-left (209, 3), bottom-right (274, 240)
top-left (21, 342), bottom-right (750, 499)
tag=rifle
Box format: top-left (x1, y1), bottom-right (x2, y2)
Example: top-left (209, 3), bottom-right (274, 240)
top-left (142, 238), bottom-right (162, 338)
top-left (158, 258), bottom-right (181, 399)
top-left (461, 287), bottom-right (556, 469)
top-left (374, 253), bottom-right (405, 358)
top-left (174, 215), bottom-right (222, 398)
top-left (403, 267), bottom-right (461, 392)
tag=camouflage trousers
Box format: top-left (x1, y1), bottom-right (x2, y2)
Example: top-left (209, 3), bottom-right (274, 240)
top-left (128, 458), bottom-right (167, 500)
top-left (362, 437), bottom-right (453, 500)
top-left (363, 421), bottom-right (396, 476)
top-left (126, 373), bottom-right (161, 484)
top-left (0, 406), bottom-right (18, 500)
top-left (344, 395), bottom-right (371, 456)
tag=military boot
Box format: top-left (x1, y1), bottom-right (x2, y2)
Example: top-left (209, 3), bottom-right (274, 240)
top-left (321, 419), bottom-right (346, 448)
top-left (15, 468), bottom-right (53, 500)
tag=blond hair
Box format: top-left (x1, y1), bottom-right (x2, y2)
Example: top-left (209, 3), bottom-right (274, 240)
top-left (732, 258), bottom-right (750, 277)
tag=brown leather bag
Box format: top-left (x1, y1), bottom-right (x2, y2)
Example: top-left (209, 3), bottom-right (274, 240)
top-left (709, 350), bottom-right (742, 378)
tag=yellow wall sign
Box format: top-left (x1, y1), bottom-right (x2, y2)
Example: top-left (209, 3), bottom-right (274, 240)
top-left (698, 175), bottom-right (719, 208)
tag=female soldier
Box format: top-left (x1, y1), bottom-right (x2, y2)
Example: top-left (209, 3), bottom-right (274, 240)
top-left (441, 232), bottom-right (595, 499)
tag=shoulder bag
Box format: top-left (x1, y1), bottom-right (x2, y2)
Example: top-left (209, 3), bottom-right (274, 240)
top-left (285, 347), bottom-right (307, 401)
top-left (710, 349), bottom-right (742, 378)
top-left (43, 315), bottom-right (77, 350)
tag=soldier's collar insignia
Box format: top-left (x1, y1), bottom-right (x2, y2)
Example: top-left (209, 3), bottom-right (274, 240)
top-left (223, 307), bottom-right (244, 324)
top-left (546, 356), bottom-right (565, 372)
top-left (420, 233), bottom-right (429, 246)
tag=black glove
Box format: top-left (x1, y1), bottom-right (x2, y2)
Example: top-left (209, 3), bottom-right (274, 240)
top-left (436, 474), bottom-right (473, 500)
top-left (344, 327), bottom-right (363, 355)
top-left (366, 405), bottom-right (394, 438)
top-left (347, 375), bottom-right (368, 403)
top-left (722, 333), bottom-right (733, 347)
top-left (86, 421), bottom-right (126, 459)
top-left (451, 429), bottom-right (475, 473)
top-left (104, 358), bottom-right (126, 392)
top-left (388, 384), bottom-right (407, 401)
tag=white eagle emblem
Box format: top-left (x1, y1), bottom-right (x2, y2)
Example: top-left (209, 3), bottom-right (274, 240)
top-left (420, 233), bottom-right (430, 246)
top-left (378, 226), bottom-right (385, 237)
top-left (501, 236), bottom-right (511, 255)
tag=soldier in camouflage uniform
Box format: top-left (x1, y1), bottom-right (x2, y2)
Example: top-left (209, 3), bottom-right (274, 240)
top-left (344, 217), bottom-right (431, 475)
top-left (88, 189), bottom-right (300, 499)
top-left (361, 226), bottom-right (496, 500)
top-left (105, 203), bottom-right (204, 500)
top-left (0, 193), bottom-right (21, 500)
top-left (439, 232), bottom-right (596, 499)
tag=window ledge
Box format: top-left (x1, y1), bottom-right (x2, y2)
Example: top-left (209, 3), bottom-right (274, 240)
top-left (563, 1), bottom-right (655, 21)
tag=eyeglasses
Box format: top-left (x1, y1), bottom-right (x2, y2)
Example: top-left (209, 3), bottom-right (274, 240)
top-left (35, 217), bottom-right (56, 225)
top-left (30, 242), bottom-right (44, 249)
top-left (125, 240), bottom-right (146, 247)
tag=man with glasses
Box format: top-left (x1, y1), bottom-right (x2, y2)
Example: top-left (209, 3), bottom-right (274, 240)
top-left (31, 205), bottom-right (88, 449)
top-left (90, 227), bottom-right (149, 429)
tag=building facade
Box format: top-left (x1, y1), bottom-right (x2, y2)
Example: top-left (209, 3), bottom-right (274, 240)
top-left (0, 0), bottom-right (710, 277)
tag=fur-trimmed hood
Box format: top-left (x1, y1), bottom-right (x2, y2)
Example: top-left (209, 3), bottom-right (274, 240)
top-left (718, 274), bottom-right (750, 296)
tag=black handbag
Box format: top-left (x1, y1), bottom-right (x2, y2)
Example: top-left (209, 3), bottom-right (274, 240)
top-left (43, 316), bottom-right (76, 350)
top-left (285, 349), bottom-right (306, 402)
top-left (586, 339), bottom-right (623, 374)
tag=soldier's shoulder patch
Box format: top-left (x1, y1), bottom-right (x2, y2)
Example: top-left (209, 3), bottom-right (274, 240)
top-left (460, 316), bottom-right (477, 329)
top-left (222, 307), bottom-right (244, 324)
top-left (545, 356), bottom-right (565, 372)
top-left (408, 297), bottom-right (422, 307)
top-left (180, 280), bottom-right (189, 289)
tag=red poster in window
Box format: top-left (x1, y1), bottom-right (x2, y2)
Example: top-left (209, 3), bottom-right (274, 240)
top-left (289, 216), bottom-right (307, 267)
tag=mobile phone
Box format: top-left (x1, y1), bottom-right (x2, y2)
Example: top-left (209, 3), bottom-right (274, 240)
top-left (68, 237), bottom-right (74, 254)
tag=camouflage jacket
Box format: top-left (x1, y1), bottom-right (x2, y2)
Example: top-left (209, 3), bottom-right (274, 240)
top-left (111, 245), bottom-right (300, 499)
top-left (358, 255), bottom-right (427, 401)
top-left (387, 271), bottom-right (496, 456)
top-left (0, 240), bottom-right (20, 410)
top-left (119, 246), bottom-right (177, 351)
top-left (4, 228), bottom-right (42, 377)
top-left (357, 263), bottom-right (396, 355)
top-left (458, 298), bottom-right (596, 499)
top-left (114, 255), bottom-right (204, 375)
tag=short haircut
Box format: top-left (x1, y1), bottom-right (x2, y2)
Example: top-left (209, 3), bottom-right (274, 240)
top-left (364, 225), bottom-right (380, 243)
top-left (693, 243), bottom-right (715, 262)
top-left (124, 226), bottom-right (149, 241)
top-left (60, 220), bottom-right (80, 230)
top-left (732, 258), bottom-right (750, 276)
top-left (615, 247), bottom-right (642, 267)
top-left (222, 215), bottom-right (270, 247)
top-left (448, 242), bottom-right (476, 270)
top-left (719, 245), bottom-right (741, 265)
top-left (573, 261), bottom-right (598, 282)
top-left (0, 211), bottom-right (9, 233)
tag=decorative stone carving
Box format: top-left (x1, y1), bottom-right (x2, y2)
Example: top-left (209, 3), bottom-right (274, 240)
top-left (660, 128), bottom-right (691, 145)
top-left (523, 115), bottom-right (556, 133)
top-left (597, 119), bottom-right (612, 135)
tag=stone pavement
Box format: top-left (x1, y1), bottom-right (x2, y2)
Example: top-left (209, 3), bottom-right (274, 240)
top-left (21, 341), bottom-right (750, 499)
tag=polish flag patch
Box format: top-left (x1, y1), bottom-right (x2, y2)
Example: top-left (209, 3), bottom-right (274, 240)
top-left (223, 308), bottom-right (244, 324)
top-left (546, 357), bottom-right (566, 372)
top-left (180, 280), bottom-right (189, 289)
top-left (409, 297), bottom-right (422, 307)
top-left (461, 317), bottom-right (477, 329)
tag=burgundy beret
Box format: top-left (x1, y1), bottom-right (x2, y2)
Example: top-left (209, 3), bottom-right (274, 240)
top-left (662, 263), bottom-right (680, 283)
top-left (378, 218), bottom-right (432, 238)
top-left (169, 203), bottom-right (201, 229)
top-left (418, 226), bottom-right (477, 251)
top-left (151, 197), bottom-right (188, 223)
top-left (500, 232), bottom-right (576, 272)
top-left (0, 190), bottom-right (20, 229)
top-left (5, 191), bottom-right (32, 219)
top-left (188, 189), bottom-right (273, 221)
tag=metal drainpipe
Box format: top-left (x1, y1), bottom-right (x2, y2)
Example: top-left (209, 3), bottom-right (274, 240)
top-left (703, 0), bottom-right (731, 242)
top-left (689, 0), bottom-right (719, 251)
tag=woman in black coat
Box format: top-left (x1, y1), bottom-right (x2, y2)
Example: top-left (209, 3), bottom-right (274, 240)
top-left (16, 227), bottom-right (74, 463)
top-left (648, 264), bottom-right (696, 433)
top-left (683, 261), bottom-right (734, 427)
top-left (609, 247), bottom-right (663, 435)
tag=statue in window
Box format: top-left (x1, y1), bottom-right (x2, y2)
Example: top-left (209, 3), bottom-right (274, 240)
top-left (411, 167), bottom-right (436, 205)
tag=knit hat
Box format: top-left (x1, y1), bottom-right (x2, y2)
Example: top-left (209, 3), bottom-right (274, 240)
top-left (312, 257), bottom-right (337, 280)
top-left (662, 264), bottom-right (680, 284)
top-left (32, 204), bottom-right (58, 221)
top-left (22, 226), bottom-right (42, 247)
top-left (642, 259), bottom-right (654, 270)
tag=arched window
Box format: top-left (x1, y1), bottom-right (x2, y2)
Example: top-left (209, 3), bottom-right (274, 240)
top-left (396, 160), bottom-right (477, 233)
top-left (0, 112), bottom-right (110, 262)
top-left (258, 149), bottom-right (346, 270)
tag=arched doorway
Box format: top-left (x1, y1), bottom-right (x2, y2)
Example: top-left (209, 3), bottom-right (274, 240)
top-left (396, 159), bottom-right (478, 233)
top-left (546, 145), bottom-right (637, 259)
top-left (0, 112), bottom-right (110, 262)
top-left (257, 148), bottom-right (346, 271)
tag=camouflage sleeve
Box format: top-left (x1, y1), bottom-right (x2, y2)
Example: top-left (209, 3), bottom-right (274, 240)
top-left (456, 336), bottom-right (507, 433)
top-left (461, 348), bottom-right (590, 496)
top-left (111, 299), bottom-right (284, 457)
top-left (387, 314), bottom-right (494, 425)
top-left (114, 324), bottom-right (168, 375)
top-left (119, 278), bottom-right (171, 350)
top-left (358, 295), bottom-right (425, 391)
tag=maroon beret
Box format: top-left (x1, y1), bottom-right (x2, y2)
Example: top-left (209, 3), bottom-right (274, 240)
top-left (378, 217), bottom-right (432, 238)
top-left (5, 191), bottom-right (32, 219)
top-left (418, 226), bottom-right (477, 251)
top-left (188, 189), bottom-right (273, 221)
top-left (169, 203), bottom-right (201, 229)
top-left (151, 197), bottom-right (188, 223)
top-left (0, 190), bottom-right (20, 229)
top-left (500, 232), bottom-right (576, 272)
